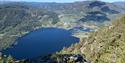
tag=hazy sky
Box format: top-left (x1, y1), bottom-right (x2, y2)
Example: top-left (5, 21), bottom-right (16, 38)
top-left (1, 0), bottom-right (125, 2)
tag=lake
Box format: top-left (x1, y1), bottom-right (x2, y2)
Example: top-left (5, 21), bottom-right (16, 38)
top-left (3, 28), bottom-right (79, 60)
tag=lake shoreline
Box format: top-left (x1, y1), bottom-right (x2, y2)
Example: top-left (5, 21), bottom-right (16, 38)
top-left (2, 28), bottom-right (80, 60)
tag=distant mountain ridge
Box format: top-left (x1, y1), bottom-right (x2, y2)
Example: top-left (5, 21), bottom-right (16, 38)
top-left (21, 1), bottom-right (125, 23)
top-left (113, 1), bottom-right (125, 8)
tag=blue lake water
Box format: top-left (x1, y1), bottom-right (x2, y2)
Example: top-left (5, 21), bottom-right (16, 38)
top-left (3, 28), bottom-right (79, 60)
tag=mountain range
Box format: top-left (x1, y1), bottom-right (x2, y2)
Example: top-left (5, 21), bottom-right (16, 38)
top-left (0, 0), bottom-right (125, 50)
top-left (113, 1), bottom-right (125, 8)
top-left (0, 0), bottom-right (125, 60)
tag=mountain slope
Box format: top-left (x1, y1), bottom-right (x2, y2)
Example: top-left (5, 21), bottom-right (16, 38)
top-left (59, 15), bottom-right (125, 63)
top-left (0, 4), bottom-right (59, 50)
top-left (0, 0), bottom-right (125, 51)
top-left (1, 15), bottom-right (124, 63)
top-left (0, 1), bottom-right (125, 63)
top-left (6, 1), bottom-right (125, 23)
top-left (113, 2), bottom-right (125, 8)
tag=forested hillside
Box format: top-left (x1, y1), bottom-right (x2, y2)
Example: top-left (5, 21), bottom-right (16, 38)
top-left (0, 4), bottom-right (59, 49)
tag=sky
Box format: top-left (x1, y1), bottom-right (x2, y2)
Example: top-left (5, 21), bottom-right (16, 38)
top-left (0, 0), bottom-right (125, 3)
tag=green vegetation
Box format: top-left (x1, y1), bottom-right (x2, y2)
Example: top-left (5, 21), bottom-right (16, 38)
top-left (0, 4), bottom-right (59, 49)
top-left (0, 1), bottom-right (125, 63)
top-left (0, 1), bottom-right (125, 50)
top-left (58, 15), bottom-right (125, 63)
top-left (0, 55), bottom-right (26, 63)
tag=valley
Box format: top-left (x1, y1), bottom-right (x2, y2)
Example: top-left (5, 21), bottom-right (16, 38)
top-left (0, 0), bottom-right (125, 63)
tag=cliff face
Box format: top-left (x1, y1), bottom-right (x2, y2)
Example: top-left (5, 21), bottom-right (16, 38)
top-left (59, 15), bottom-right (125, 63)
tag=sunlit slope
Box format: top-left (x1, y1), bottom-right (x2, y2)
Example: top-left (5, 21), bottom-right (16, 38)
top-left (60, 15), bottom-right (125, 63)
